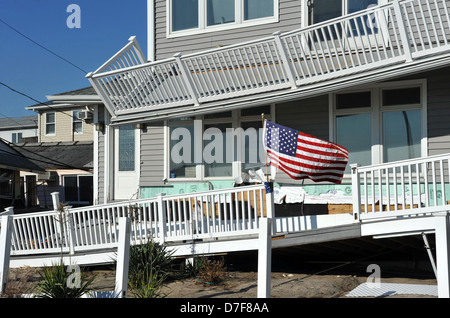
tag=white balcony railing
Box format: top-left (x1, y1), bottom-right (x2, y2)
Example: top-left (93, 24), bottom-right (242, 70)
top-left (7, 184), bottom-right (272, 256)
top-left (352, 154), bottom-right (450, 221)
top-left (87, 0), bottom-right (450, 119)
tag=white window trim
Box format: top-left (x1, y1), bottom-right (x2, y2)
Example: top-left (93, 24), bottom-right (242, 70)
top-left (72, 109), bottom-right (84, 135)
top-left (301, 0), bottom-right (388, 28)
top-left (167, 0), bottom-right (279, 38)
top-left (164, 105), bottom-right (276, 182)
top-left (329, 79), bottom-right (428, 171)
top-left (45, 112), bottom-right (56, 136)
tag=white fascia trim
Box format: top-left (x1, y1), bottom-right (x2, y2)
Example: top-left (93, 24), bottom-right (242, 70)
top-left (166, 0), bottom-right (279, 39)
top-left (148, 0), bottom-right (156, 61)
top-left (26, 103), bottom-right (75, 111)
top-left (46, 95), bottom-right (101, 103)
top-left (93, 105), bottom-right (99, 205)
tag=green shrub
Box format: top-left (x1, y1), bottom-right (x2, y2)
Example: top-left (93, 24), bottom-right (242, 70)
top-left (34, 262), bottom-right (95, 298)
top-left (127, 240), bottom-right (174, 298)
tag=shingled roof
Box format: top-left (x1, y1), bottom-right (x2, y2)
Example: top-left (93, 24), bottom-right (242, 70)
top-left (0, 140), bottom-right (43, 172)
top-left (11, 141), bottom-right (93, 170)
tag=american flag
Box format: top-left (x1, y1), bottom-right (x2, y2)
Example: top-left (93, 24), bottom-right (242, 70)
top-left (263, 120), bottom-right (349, 184)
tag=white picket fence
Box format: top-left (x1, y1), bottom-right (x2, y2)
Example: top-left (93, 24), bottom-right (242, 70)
top-left (5, 184), bottom-right (273, 257)
top-left (87, 0), bottom-right (450, 119)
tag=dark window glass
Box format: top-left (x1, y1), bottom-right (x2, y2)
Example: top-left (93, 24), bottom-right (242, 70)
top-left (336, 92), bottom-right (371, 109)
top-left (382, 87), bottom-right (421, 106)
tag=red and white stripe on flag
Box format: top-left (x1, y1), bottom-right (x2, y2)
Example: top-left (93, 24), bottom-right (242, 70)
top-left (263, 120), bottom-right (349, 184)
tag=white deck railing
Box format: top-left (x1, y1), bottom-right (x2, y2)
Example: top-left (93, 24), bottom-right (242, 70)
top-left (6, 184), bottom-right (272, 256)
top-left (352, 154), bottom-right (450, 221)
top-left (87, 0), bottom-right (450, 119)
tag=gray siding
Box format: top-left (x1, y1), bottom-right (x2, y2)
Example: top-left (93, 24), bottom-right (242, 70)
top-left (274, 95), bottom-right (330, 185)
top-left (154, 0), bottom-right (303, 60)
top-left (425, 68), bottom-right (450, 156)
top-left (140, 123), bottom-right (165, 187)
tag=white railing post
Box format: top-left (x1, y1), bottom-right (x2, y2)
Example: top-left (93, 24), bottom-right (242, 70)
top-left (51, 192), bottom-right (64, 247)
top-left (173, 53), bottom-right (200, 106)
top-left (86, 73), bottom-right (118, 118)
top-left (435, 213), bottom-right (450, 298)
top-left (273, 31), bottom-right (298, 89)
top-left (64, 206), bottom-right (77, 255)
top-left (157, 194), bottom-right (167, 243)
top-left (257, 217), bottom-right (272, 298)
top-left (351, 164), bottom-right (362, 222)
top-left (115, 217), bottom-right (131, 298)
top-left (0, 208), bottom-right (14, 294)
top-left (393, 0), bottom-right (413, 62)
top-left (128, 35), bottom-right (147, 64)
top-left (51, 192), bottom-right (60, 210)
top-left (264, 182), bottom-right (276, 235)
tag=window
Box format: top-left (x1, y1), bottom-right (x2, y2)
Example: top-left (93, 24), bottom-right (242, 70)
top-left (309, 0), bottom-right (379, 25)
top-left (332, 82), bottom-right (425, 172)
top-left (45, 112), bottom-right (55, 135)
top-left (169, 0), bottom-right (278, 36)
top-left (118, 125), bottom-right (135, 172)
top-left (167, 106), bottom-right (272, 180)
top-left (172, 0), bottom-right (199, 31)
top-left (63, 175), bottom-right (93, 203)
top-left (12, 133), bottom-right (22, 143)
top-left (72, 110), bottom-right (83, 134)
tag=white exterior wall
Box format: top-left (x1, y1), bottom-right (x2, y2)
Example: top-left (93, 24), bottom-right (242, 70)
top-left (0, 127), bottom-right (37, 143)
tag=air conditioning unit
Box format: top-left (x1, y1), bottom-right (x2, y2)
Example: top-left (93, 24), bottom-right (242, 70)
top-left (78, 111), bottom-right (93, 120)
top-left (38, 171), bottom-right (59, 182)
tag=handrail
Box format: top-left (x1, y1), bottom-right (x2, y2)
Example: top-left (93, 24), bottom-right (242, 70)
top-left (352, 153), bottom-right (450, 221)
top-left (8, 184), bottom-right (272, 256)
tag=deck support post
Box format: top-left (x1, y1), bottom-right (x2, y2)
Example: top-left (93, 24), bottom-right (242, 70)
top-left (0, 208), bottom-right (13, 294)
top-left (157, 193), bottom-right (167, 243)
top-left (115, 217), bottom-right (131, 298)
top-left (257, 217), bottom-right (272, 298)
top-left (351, 164), bottom-right (361, 222)
top-left (435, 213), bottom-right (450, 298)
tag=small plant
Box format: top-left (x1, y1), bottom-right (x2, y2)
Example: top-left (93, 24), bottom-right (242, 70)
top-left (190, 256), bottom-right (226, 285)
top-left (127, 240), bottom-right (174, 298)
top-left (128, 270), bottom-right (168, 298)
top-left (33, 262), bottom-right (95, 298)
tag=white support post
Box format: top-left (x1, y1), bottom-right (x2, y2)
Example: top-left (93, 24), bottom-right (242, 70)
top-left (435, 213), bottom-right (450, 298)
top-left (264, 182), bottom-right (275, 220)
top-left (351, 164), bottom-right (362, 222)
top-left (157, 194), bottom-right (167, 243)
top-left (64, 206), bottom-right (77, 256)
top-left (264, 182), bottom-right (276, 235)
top-left (0, 208), bottom-right (14, 294)
top-left (51, 192), bottom-right (60, 211)
top-left (115, 217), bottom-right (131, 298)
top-left (173, 53), bottom-right (200, 106)
top-left (392, 0), bottom-right (413, 62)
top-left (273, 31), bottom-right (298, 89)
top-left (51, 192), bottom-right (64, 246)
top-left (257, 217), bottom-right (272, 298)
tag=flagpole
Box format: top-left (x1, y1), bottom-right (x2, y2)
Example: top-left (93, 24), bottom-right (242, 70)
top-left (261, 113), bottom-right (269, 182)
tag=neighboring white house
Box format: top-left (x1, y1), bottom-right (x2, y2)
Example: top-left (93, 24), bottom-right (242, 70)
top-left (0, 115), bottom-right (38, 144)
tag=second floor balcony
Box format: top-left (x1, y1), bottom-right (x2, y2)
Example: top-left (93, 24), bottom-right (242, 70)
top-left (87, 0), bottom-right (450, 123)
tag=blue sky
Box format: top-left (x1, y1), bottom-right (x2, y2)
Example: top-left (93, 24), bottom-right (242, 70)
top-left (0, 0), bottom-right (147, 118)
